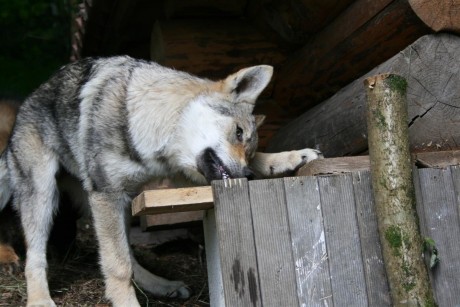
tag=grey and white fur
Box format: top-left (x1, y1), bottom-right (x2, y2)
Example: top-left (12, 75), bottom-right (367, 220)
top-left (0, 56), bottom-right (322, 306)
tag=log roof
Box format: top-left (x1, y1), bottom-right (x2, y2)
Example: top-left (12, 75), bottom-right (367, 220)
top-left (72, 0), bottom-right (451, 150)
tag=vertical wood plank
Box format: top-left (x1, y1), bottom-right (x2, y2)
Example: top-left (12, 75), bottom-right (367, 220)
top-left (203, 209), bottom-right (226, 307)
top-left (284, 176), bottom-right (333, 306)
top-left (212, 179), bottom-right (262, 307)
top-left (318, 174), bottom-right (368, 306)
top-left (420, 167), bottom-right (460, 306)
top-left (352, 171), bottom-right (391, 306)
top-left (249, 179), bottom-right (299, 307)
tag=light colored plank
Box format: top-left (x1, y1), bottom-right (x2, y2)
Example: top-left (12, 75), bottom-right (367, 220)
top-left (249, 179), bottom-right (299, 307)
top-left (212, 179), bottom-right (262, 307)
top-left (351, 171), bottom-right (391, 305)
top-left (419, 167), bottom-right (460, 306)
top-left (284, 176), bottom-right (333, 306)
top-left (414, 150), bottom-right (460, 168)
top-left (318, 174), bottom-right (368, 306)
top-left (132, 186), bottom-right (213, 216)
top-left (203, 209), bottom-right (226, 307)
top-left (297, 156), bottom-right (370, 176)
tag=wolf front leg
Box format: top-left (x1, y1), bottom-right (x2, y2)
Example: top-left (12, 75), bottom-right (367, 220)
top-left (250, 148), bottom-right (323, 178)
top-left (89, 192), bottom-right (141, 307)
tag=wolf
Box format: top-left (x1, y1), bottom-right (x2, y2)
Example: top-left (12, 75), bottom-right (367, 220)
top-left (0, 56), bottom-right (322, 306)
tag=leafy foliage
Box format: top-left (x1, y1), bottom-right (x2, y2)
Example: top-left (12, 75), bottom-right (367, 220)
top-left (0, 0), bottom-right (73, 96)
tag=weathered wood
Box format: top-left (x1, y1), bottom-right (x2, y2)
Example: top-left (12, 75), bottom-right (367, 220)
top-left (248, 179), bottom-right (299, 307)
top-left (296, 150), bottom-right (460, 177)
top-left (409, 0), bottom-right (460, 32)
top-left (297, 156), bottom-right (371, 176)
top-left (318, 174), bottom-right (368, 305)
top-left (268, 34), bottom-right (460, 156)
top-left (422, 166), bottom-right (460, 306)
top-left (366, 74), bottom-right (434, 305)
top-left (352, 171), bottom-right (392, 305)
top-left (273, 0), bottom-right (431, 114)
top-left (150, 19), bottom-right (286, 81)
top-left (211, 179), bottom-right (262, 307)
top-left (283, 176), bottom-right (333, 306)
top-left (132, 186), bottom-right (213, 216)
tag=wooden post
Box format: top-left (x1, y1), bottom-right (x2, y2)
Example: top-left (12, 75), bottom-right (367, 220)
top-left (365, 74), bottom-right (435, 306)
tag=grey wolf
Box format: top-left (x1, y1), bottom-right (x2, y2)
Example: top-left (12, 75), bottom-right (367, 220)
top-left (0, 56), bottom-right (321, 306)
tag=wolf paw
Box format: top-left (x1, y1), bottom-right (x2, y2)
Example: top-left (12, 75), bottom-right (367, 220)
top-left (298, 148), bottom-right (324, 164)
top-left (285, 148), bottom-right (323, 173)
top-left (165, 281), bottom-right (191, 299)
top-left (0, 244), bottom-right (21, 275)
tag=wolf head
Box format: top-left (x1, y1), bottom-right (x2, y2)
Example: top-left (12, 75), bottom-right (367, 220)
top-left (177, 65), bottom-right (273, 183)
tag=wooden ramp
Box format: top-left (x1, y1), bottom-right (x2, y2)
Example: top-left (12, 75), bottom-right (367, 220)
top-left (205, 167), bottom-right (460, 307)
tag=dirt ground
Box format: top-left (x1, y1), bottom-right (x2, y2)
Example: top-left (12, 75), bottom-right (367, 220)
top-left (0, 218), bottom-right (209, 307)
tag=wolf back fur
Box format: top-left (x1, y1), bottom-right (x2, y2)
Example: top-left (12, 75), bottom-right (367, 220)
top-left (0, 56), bottom-right (321, 306)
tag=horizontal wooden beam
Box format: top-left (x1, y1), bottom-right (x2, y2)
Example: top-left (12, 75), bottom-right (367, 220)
top-left (273, 0), bottom-right (432, 115)
top-left (268, 34), bottom-right (460, 157)
top-left (133, 150), bottom-right (460, 216)
top-left (132, 186), bottom-right (213, 216)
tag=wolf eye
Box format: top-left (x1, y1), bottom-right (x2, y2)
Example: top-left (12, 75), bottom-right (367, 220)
top-left (236, 126), bottom-right (243, 142)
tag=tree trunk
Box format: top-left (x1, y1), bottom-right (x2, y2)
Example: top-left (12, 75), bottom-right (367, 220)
top-left (365, 74), bottom-right (435, 306)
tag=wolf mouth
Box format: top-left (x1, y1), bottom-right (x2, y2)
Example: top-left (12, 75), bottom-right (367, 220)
top-left (199, 148), bottom-right (232, 181)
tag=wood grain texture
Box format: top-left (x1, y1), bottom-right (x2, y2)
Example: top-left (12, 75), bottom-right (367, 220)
top-left (268, 34), bottom-right (460, 156)
top-left (420, 167), bottom-right (460, 306)
top-left (132, 186), bottom-right (213, 216)
top-left (283, 176), bottom-right (333, 306)
top-left (248, 179), bottom-right (299, 307)
top-left (212, 179), bottom-right (262, 307)
top-left (352, 171), bottom-right (391, 305)
top-left (317, 174), bottom-right (368, 306)
top-left (409, 0), bottom-right (460, 32)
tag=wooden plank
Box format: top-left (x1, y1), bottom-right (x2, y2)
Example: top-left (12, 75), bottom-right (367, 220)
top-left (318, 174), bottom-right (368, 306)
top-left (212, 179), bottom-right (262, 307)
top-left (203, 209), bottom-right (226, 307)
top-left (296, 150), bottom-right (460, 177)
top-left (249, 179), bottom-right (299, 307)
top-left (351, 171), bottom-right (391, 306)
top-left (297, 156), bottom-right (370, 176)
top-left (283, 176), bottom-right (333, 306)
top-left (418, 167), bottom-right (460, 306)
top-left (413, 150), bottom-right (460, 168)
top-left (132, 186), bottom-right (213, 216)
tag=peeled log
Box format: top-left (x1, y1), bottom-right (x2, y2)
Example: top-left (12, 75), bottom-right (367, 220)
top-left (365, 74), bottom-right (434, 306)
top-left (267, 34), bottom-right (460, 157)
top-left (409, 0), bottom-right (460, 32)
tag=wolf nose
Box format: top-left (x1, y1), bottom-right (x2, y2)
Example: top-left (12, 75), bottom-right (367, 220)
top-left (243, 167), bottom-right (255, 180)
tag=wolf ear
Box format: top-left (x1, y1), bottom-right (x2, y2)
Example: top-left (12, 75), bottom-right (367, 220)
top-left (255, 115), bottom-right (266, 129)
top-left (223, 65), bottom-right (273, 105)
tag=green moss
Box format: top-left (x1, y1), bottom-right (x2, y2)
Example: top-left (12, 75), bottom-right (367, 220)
top-left (424, 293), bottom-right (437, 307)
top-left (385, 225), bottom-right (402, 252)
top-left (373, 109), bottom-right (387, 129)
top-left (402, 281), bottom-right (416, 292)
top-left (386, 75), bottom-right (407, 94)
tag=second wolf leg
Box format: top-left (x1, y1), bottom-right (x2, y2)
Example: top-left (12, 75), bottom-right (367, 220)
top-left (89, 191), bottom-right (140, 307)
